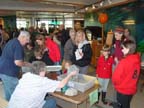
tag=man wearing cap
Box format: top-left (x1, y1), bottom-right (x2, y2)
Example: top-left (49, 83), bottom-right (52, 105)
top-left (0, 31), bottom-right (31, 101)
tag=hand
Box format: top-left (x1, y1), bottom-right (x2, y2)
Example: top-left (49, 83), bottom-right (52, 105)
top-left (141, 62), bottom-right (144, 66)
top-left (43, 48), bottom-right (48, 52)
top-left (24, 62), bottom-right (32, 67)
top-left (36, 56), bottom-right (42, 60)
top-left (69, 71), bottom-right (77, 76)
top-left (114, 57), bottom-right (118, 63)
top-left (78, 49), bottom-right (83, 57)
top-left (96, 74), bottom-right (98, 78)
top-left (113, 44), bottom-right (116, 48)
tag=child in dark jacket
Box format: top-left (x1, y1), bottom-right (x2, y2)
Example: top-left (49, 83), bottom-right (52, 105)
top-left (96, 44), bottom-right (114, 105)
top-left (29, 47), bottom-right (54, 65)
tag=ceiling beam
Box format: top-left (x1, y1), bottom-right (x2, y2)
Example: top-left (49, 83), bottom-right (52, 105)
top-left (22, 0), bottom-right (84, 7)
top-left (94, 0), bottom-right (137, 11)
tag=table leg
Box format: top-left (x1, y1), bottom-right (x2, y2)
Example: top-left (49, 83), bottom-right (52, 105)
top-left (76, 104), bottom-right (78, 108)
top-left (86, 98), bottom-right (88, 108)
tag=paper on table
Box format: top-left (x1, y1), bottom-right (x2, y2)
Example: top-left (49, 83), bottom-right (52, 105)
top-left (89, 89), bottom-right (98, 106)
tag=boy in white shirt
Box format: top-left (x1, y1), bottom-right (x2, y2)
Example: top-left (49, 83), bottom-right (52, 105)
top-left (8, 61), bottom-right (77, 108)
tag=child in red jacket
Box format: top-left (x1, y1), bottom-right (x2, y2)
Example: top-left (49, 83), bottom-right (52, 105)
top-left (96, 44), bottom-right (114, 105)
top-left (112, 40), bottom-right (140, 108)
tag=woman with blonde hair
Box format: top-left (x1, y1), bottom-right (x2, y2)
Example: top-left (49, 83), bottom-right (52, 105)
top-left (71, 30), bottom-right (92, 74)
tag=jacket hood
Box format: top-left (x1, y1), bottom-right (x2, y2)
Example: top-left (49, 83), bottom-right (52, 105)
top-left (125, 53), bottom-right (140, 64)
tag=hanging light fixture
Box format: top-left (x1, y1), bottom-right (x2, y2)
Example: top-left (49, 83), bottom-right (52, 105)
top-left (108, 0), bottom-right (112, 4)
top-left (85, 7), bottom-right (89, 11)
top-left (92, 4), bottom-right (96, 9)
top-left (100, 0), bottom-right (104, 6)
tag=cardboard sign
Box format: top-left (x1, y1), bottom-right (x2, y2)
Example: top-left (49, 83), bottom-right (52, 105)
top-left (89, 89), bottom-right (98, 106)
top-left (106, 30), bottom-right (113, 46)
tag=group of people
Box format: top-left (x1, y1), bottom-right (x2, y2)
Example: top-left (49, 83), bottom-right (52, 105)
top-left (0, 25), bottom-right (141, 108)
top-left (96, 26), bottom-right (140, 108)
top-left (0, 25), bottom-right (93, 108)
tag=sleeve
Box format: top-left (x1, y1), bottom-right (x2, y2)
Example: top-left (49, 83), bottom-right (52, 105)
top-left (71, 45), bottom-right (77, 64)
top-left (44, 78), bottom-right (60, 93)
top-left (96, 57), bottom-right (101, 76)
top-left (42, 51), bottom-right (54, 65)
top-left (64, 40), bottom-right (71, 57)
top-left (14, 43), bottom-right (24, 60)
top-left (55, 43), bottom-right (61, 61)
top-left (83, 44), bottom-right (92, 60)
top-left (112, 60), bottom-right (124, 86)
top-left (0, 35), bottom-right (3, 46)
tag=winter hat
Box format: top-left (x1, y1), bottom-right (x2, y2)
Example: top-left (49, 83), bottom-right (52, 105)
top-left (114, 26), bottom-right (124, 33)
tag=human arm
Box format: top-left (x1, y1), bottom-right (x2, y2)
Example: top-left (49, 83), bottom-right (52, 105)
top-left (112, 60), bottom-right (124, 86)
top-left (15, 60), bottom-right (32, 67)
top-left (53, 35), bottom-right (61, 45)
top-left (64, 40), bottom-right (73, 58)
top-left (14, 41), bottom-right (32, 67)
top-left (82, 44), bottom-right (92, 61)
top-left (0, 35), bottom-right (3, 46)
top-left (96, 57), bottom-right (101, 77)
top-left (57, 71), bottom-right (77, 89)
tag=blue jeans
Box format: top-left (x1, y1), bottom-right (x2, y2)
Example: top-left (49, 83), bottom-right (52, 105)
top-left (98, 78), bottom-right (110, 92)
top-left (43, 98), bottom-right (56, 108)
top-left (0, 74), bottom-right (18, 101)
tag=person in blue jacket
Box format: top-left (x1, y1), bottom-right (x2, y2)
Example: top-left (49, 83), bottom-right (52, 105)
top-left (0, 31), bottom-right (31, 101)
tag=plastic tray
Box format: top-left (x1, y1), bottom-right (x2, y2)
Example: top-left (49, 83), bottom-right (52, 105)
top-left (45, 65), bottom-right (62, 72)
top-left (21, 66), bottom-right (32, 73)
top-left (57, 74), bottom-right (96, 92)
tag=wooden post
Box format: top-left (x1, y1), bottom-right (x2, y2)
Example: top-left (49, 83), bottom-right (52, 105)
top-left (102, 24), bottom-right (104, 45)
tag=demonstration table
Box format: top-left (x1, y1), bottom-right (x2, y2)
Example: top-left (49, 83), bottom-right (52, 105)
top-left (51, 84), bottom-right (99, 108)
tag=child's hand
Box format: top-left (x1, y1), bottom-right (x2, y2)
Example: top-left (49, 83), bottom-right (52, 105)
top-left (114, 57), bottom-right (118, 63)
top-left (43, 48), bottom-right (48, 52)
top-left (36, 56), bottom-right (42, 60)
top-left (141, 62), bottom-right (144, 66)
top-left (113, 44), bottom-right (116, 48)
top-left (96, 74), bottom-right (98, 78)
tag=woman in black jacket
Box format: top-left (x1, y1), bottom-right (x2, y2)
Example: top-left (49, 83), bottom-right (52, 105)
top-left (71, 30), bottom-right (92, 74)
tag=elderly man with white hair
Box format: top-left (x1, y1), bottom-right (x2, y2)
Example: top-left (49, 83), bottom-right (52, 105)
top-left (0, 31), bottom-right (31, 101)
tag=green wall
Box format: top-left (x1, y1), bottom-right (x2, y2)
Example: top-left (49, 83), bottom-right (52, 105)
top-left (84, 1), bottom-right (144, 52)
top-left (84, 12), bottom-right (101, 27)
top-left (2, 15), bottom-right (16, 30)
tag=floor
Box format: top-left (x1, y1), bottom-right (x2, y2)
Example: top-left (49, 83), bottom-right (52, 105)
top-left (0, 66), bottom-right (144, 108)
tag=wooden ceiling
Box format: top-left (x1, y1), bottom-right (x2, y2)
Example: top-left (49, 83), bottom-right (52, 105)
top-left (0, 0), bottom-right (137, 18)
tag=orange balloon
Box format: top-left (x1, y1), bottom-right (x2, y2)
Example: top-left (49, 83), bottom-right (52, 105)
top-left (98, 13), bottom-right (108, 24)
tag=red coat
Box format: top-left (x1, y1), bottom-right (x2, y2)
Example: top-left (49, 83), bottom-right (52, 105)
top-left (45, 38), bottom-right (61, 63)
top-left (112, 53), bottom-right (140, 95)
top-left (96, 55), bottom-right (114, 78)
